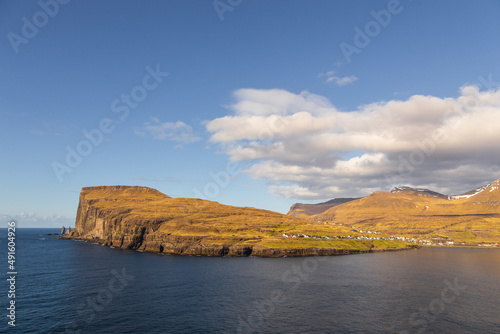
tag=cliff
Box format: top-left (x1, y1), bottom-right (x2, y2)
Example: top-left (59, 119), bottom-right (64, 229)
top-left (66, 186), bottom-right (416, 257)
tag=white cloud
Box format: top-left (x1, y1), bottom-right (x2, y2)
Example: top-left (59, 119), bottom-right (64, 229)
top-left (326, 75), bottom-right (358, 86)
top-left (318, 70), bottom-right (358, 86)
top-left (318, 70), bottom-right (336, 78)
top-left (136, 119), bottom-right (201, 144)
top-left (206, 85), bottom-right (500, 200)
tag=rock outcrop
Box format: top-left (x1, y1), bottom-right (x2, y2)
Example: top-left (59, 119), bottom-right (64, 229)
top-left (61, 226), bottom-right (66, 235)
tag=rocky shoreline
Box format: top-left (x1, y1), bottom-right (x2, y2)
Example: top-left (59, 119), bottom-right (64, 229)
top-left (61, 234), bottom-right (419, 257)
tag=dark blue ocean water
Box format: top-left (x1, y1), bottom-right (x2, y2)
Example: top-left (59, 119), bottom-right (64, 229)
top-left (1, 228), bottom-right (499, 333)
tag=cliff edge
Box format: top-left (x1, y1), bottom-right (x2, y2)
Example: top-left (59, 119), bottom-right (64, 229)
top-left (66, 186), bottom-right (416, 257)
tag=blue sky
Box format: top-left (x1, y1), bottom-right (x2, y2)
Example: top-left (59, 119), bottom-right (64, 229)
top-left (1, 0), bottom-right (500, 227)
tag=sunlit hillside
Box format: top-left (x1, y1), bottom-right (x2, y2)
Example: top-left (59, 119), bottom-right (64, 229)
top-left (71, 186), bottom-right (415, 255)
top-left (307, 178), bottom-right (500, 244)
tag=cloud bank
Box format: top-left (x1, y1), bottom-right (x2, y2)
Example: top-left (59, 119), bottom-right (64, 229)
top-left (206, 86), bottom-right (500, 200)
top-left (1, 212), bottom-right (73, 228)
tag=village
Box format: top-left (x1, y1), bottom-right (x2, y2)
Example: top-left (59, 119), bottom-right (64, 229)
top-left (281, 223), bottom-right (500, 247)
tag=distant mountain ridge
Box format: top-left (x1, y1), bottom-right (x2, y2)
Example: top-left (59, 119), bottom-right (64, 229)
top-left (287, 198), bottom-right (360, 218)
top-left (288, 178), bottom-right (500, 243)
top-left (390, 186), bottom-right (447, 199)
top-left (449, 180), bottom-right (499, 200)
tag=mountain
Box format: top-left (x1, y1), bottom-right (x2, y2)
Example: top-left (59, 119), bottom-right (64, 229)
top-left (66, 186), bottom-right (415, 257)
top-left (449, 179), bottom-right (500, 200)
top-left (390, 186), bottom-right (448, 199)
top-left (289, 178), bottom-right (500, 244)
top-left (287, 198), bottom-right (359, 218)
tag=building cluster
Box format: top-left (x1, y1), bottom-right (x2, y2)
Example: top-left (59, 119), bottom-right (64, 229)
top-left (281, 232), bottom-right (424, 243)
top-left (283, 222), bottom-right (499, 247)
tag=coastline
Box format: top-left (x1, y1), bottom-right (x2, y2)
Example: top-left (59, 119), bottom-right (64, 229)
top-left (61, 235), bottom-right (420, 257)
top-left (422, 245), bottom-right (500, 250)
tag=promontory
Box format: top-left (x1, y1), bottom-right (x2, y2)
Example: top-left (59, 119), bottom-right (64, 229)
top-left (64, 185), bottom-right (416, 257)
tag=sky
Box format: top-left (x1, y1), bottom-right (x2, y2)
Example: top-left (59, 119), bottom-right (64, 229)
top-left (1, 0), bottom-right (500, 227)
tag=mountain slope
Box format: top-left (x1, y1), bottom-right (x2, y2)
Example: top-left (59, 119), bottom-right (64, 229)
top-left (287, 198), bottom-right (359, 218)
top-left (294, 178), bottom-right (500, 244)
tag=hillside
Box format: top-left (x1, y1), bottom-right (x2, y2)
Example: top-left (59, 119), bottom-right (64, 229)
top-left (66, 186), bottom-right (415, 257)
top-left (296, 178), bottom-right (500, 244)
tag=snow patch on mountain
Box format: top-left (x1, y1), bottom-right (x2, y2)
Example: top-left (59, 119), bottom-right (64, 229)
top-left (488, 179), bottom-right (500, 192)
top-left (391, 186), bottom-right (431, 193)
top-left (449, 181), bottom-right (497, 199)
top-left (390, 186), bottom-right (445, 197)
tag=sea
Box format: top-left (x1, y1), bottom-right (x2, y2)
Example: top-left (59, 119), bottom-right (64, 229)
top-left (1, 228), bottom-right (499, 333)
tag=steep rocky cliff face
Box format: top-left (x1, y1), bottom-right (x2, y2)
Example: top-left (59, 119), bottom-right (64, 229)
top-left (73, 185), bottom-right (166, 241)
top-left (72, 186), bottom-right (187, 252)
top-left (67, 186), bottom-right (415, 257)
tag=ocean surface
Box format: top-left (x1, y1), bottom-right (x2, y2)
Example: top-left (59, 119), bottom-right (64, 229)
top-left (1, 228), bottom-right (499, 333)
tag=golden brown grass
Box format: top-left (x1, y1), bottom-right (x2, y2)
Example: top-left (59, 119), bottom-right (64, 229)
top-left (79, 186), bottom-right (412, 250)
top-left (311, 188), bottom-right (500, 243)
